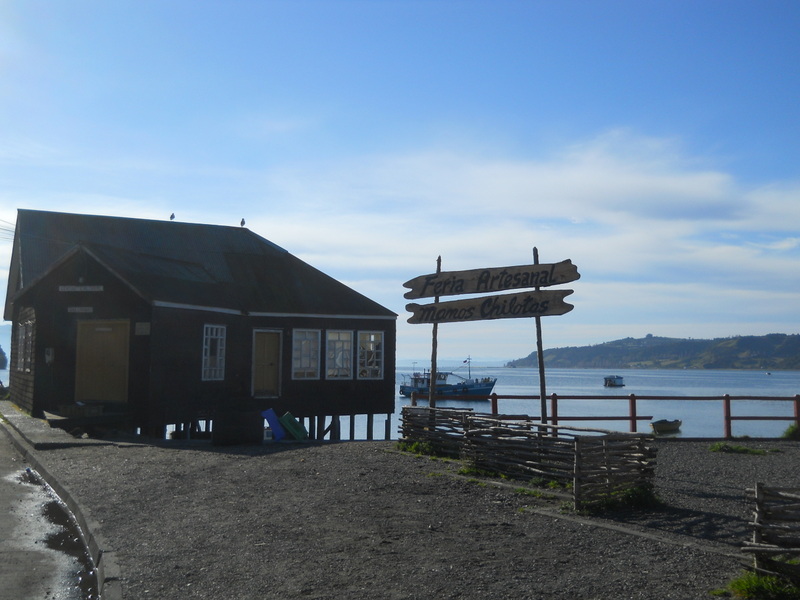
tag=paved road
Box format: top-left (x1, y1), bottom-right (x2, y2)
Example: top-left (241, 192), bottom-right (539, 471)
top-left (0, 428), bottom-right (84, 600)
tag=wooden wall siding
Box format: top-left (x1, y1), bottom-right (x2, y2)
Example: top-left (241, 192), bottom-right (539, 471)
top-left (9, 306), bottom-right (36, 415)
top-left (743, 484), bottom-right (800, 584)
top-left (11, 253), bottom-right (153, 420)
top-left (400, 406), bottom-right (657, 511)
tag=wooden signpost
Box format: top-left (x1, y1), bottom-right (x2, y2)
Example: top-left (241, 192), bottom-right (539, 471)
top-left (403, 250), bottom-right (580, 420)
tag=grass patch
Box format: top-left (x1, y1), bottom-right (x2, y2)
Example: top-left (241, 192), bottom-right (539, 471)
top-left (709, 442), bottom-right (768, 455)
top-left (396, 440), bottom-right (436, 456)
top-left (583, 484), bottom-right (662, 514)
top-left (457, 465), bottom-right (500, 478)
top-left (782, 424), bottom-right (800, 441)
top-left (714, 570), bottom-right (800, 599)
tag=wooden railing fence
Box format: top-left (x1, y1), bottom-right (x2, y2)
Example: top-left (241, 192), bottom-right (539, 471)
top-left (742, 483), bottom-right (800, 584)
top-left (400, 406), bottom-right (656, 510)
top-left (410, 392), bottom-right (800, 437)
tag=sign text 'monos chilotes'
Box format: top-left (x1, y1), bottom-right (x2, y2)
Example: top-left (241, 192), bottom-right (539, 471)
top-left (406, 289), bottom-right (574, 325)
top-left (403, 259), bottom-right (579, 325)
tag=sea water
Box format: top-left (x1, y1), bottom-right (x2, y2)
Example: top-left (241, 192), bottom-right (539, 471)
top-left (381, 366), bottom-right (800, 440)
top-left (3, 367), bottom-right (798, 441)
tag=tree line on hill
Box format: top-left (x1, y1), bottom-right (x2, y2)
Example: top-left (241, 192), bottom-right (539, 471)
top-left (506, 333), bottom-right (800, 370)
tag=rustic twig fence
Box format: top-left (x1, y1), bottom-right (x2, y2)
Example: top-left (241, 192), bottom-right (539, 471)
top-left (742, 483), bottom-right (800, 584)
top-left (401, 406), bottom-right (656, 511)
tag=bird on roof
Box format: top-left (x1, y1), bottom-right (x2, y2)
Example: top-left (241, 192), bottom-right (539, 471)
top-left (240, 218), bottom-right (246, 227)
top-left (170, 213), bottom-right (175, 221)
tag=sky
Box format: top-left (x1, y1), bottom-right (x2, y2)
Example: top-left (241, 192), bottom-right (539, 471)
top-left (1, 1), bottom-right (799, 366)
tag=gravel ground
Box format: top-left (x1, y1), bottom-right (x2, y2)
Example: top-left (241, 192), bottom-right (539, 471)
top-left (30, 437), bottom-right (800, 600)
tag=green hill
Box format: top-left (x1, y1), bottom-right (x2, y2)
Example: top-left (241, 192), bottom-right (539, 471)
top-left (506, 333), bottom-right (800, 370)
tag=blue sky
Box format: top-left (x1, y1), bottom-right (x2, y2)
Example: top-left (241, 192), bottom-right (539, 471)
top-left (1, 1), bottom-right (799, 365)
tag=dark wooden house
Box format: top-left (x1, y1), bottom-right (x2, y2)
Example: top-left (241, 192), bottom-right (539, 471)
top-left (4, 209), bottom-right (397, 440)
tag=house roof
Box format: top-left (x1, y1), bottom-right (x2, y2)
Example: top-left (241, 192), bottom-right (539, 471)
top-left (5, 209), bottom-right (396, 320)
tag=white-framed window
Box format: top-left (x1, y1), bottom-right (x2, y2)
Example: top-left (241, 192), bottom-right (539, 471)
top-left (16, 320), bottom-right (34, 372)
top-left (326, 330), bottom-right (353, 379)
top-left (292, 329), bottom-right (320, 379)
top-left (202, 325), bottom-right (226, 381)
top-left (357, 331), bottom-right (384, 379)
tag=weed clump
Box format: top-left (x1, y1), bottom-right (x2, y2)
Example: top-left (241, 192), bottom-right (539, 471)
top-left (715, 570), bottom-right (800, 599)
top-left (782, 424), bottom-right (800, 441)
top-left (709, 442), bottom-right (767, 455)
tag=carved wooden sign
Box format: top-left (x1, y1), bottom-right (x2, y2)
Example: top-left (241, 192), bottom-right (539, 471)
top-left (403, 260), bottom-right (579, 300)
top-left (406, 289), bottom-right (574, 324)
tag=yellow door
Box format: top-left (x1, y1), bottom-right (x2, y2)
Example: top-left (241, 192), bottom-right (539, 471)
top-left (253, 331), bottom-right (280, 397)
top-left (75, 320), bottom-right (130, 404)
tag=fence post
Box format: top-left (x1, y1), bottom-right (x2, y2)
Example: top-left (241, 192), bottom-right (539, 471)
top-left (411, 392), bottom-right (417, 407)
top-left (628, 394), bottom-right (638, 432)
top-left (794, 395), bottom-right (800, 429)
top-left (491, 393), bottom-right (498, 415)
top-left (722, 394), bottom-right (733, 440)
top-left (723, 394), bottom-right (732, 439)
top-left (551, 393), bottom-right (559, 426)
top-left (573, 437), bottom-right (582, 511)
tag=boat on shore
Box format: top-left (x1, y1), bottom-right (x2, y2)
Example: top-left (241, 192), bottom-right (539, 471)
top-left (651, 419), bottom-right (682, 434)
top-left (399, 357), bottom-right (497, 398)
top-left (603, 375), bottom-right (625, 387)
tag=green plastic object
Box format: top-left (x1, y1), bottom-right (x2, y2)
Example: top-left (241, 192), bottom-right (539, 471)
top-left (279, 411), bottom-right (309, 440)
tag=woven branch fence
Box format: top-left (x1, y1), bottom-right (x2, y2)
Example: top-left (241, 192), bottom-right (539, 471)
top-left (742, 483), bottom-right (800, 583)
top-left (401, 406), bottom-right (656, 511)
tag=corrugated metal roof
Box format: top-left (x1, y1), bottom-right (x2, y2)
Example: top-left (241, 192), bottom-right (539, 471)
top-left (8, 209), bottom-right (396, 318)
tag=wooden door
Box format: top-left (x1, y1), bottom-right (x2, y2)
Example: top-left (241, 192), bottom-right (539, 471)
top-left (253, 330), bottom-right (280, 397)
top-left (75, 320), bottom-right (130, 404)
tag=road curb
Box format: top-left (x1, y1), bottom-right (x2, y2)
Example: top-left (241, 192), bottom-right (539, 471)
top-left (0, 403), bottom-right (123, 600)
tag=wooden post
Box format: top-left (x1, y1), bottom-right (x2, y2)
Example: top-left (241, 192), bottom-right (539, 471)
top-left (533, 247), bottom-right (548, 424)
top-left (794, 395), bottom-right (800, 429)
top-left (384, 413), bottom-right (391, 441)
top-left (573, 437), bottom-right (582, 511)
top-left (410, 391), bottom-right (417, 407)
top-left (753, 481), bottom-right (764, 571)
top-left (551, 393), bottom-right (559, 426)
top-left (628, 394), bottom-right (638, 432)
top-left (490, 393), bottom-right (498, 415)
top-left (428, 256), bottom-right (442, 408)
top-left (723, 394), bottom-right (732, 439)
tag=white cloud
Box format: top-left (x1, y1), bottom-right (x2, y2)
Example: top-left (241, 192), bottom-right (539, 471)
top-left (3, 129), bottom-right (799, 360)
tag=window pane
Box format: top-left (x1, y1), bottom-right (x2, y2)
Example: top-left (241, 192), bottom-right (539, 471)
top-left (326, 330), bottom-right (352, 379)
top-left (202, 325), bottom-right (226, 381)
top-left (292, 329), bottom-right (320, 379)
top-left (357, 331), bottom-right (383, 379)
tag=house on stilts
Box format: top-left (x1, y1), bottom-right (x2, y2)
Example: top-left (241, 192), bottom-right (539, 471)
top-left (4, 209), bottom-right (397, 442)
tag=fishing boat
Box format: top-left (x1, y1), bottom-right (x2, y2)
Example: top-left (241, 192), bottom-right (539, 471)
top-left (603, 375), bottom-right (625, 387)
top-left (399, 358), bottom-right (497, 398)
top-left (651, 419), bottom-right (682, 434)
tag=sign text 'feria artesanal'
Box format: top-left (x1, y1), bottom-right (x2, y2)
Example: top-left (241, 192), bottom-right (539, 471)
top-left (406, 289), bottom-right (574, 325)
top-left (403, 259), bottom-right (580, 300)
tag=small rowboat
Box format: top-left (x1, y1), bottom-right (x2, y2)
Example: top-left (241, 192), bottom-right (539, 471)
top-left (651, 419), bottom-right (682, 434)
